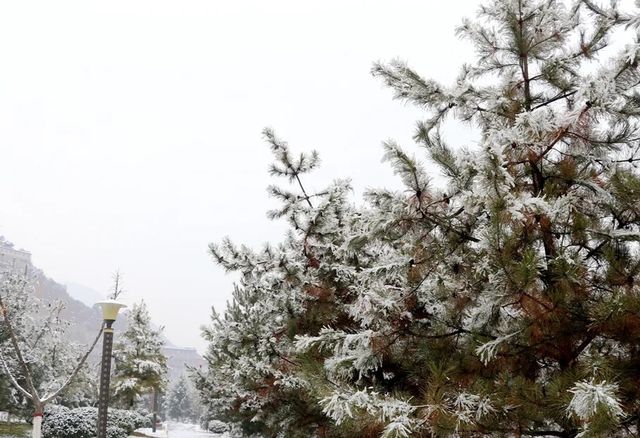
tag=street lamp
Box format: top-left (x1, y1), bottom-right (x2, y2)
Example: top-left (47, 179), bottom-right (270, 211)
top-left (96, 299), bottom-right (127, 438)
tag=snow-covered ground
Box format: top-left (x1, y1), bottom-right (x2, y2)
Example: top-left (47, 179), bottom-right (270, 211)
top-left (135, 422), bottom-right (228, 438)
top-left (167, 422), bottom-right (228, 438)
top-left (133, 426), bottom-right (168, 438)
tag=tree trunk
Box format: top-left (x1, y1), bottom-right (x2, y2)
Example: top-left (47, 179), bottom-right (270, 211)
top-left (32, 404), bottom-right (44, 438)
top-left (152, 387), bottom-right (158, 433)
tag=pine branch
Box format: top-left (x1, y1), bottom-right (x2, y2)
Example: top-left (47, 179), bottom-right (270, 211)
top-left (531, 90), bottom-right (577, 110)
top-left (263, 128), bottom-right (317, 208)
top-left (517, 0), bottom-right (533, 112)
top-left (522, 429), bottom-right (576, 437)
top-left (295, 174), bottom-right (313, 209)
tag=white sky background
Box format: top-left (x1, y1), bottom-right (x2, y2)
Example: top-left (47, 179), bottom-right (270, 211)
top-left (0, 0), bottom-right (483, 352)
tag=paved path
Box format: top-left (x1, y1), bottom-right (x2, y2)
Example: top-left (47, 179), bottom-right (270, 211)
top-left (166, 422), bottom-right (224, 438)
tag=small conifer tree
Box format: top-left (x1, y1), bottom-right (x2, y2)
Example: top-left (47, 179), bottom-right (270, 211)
top-left (112, 300), bottom-right (167, 409)
top-left (166, 375), bottom-right (197, 423)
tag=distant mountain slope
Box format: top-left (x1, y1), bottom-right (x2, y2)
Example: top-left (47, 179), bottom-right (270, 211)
top-left (163, 346), bottom-right (206, 381)
top-left (1, 237), bottom-right (201, 383)
top-left (34, 274), bottom-right (113, 345)
top-left (64, 282), bottom-right (105, 308)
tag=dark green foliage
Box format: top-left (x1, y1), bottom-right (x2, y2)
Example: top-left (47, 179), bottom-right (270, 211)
top-left (197, 1), bottom-right (640, 437)
top-left (111, 301), bottom-right (167, 409)
top-left (166, 375), bottom-right (194, 422)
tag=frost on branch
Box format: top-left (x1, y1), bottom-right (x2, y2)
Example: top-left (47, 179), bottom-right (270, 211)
top-left (451, 392), bottom-right (496, 428)
top-left (320, 388), bottom-right (416, 437)
top-left (112, 300), bottom-right (167, 408)
top-left (295, 328), bottom-right (381, 379)
top-left (0, 270), bottom-right (103, 438)
top-left (567, 380), bottom-right (625, 421)
top-left (198, 0), bottom-right (640, 436)
top-left (475, 331), bottom-right (520, 365)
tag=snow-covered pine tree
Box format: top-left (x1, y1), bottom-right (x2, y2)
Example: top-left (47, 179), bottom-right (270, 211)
top-left (166, 374), bottom-right (200, 423)
top-left (112, 300), bottom-right (167, 409)
top-left (194, 128), bottom-right (351, 437)
top-left (199, 1), bottom-right (640, 437)
top-left (167, 375), bottom-right (190, 422)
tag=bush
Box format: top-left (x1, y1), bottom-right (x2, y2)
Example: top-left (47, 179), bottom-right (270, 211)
top-left (207, 420), bottom-right (228, 433)
top-left (42, 406), bottom-right (95, 438)
top-left (42, 405), bottom-right (70, 417)
top-left (42, 405), bottom-right (151, 438)
top-left (108, 409), bottom-right (149, 432)
top-left (105, 425), bottom-right (127, 438)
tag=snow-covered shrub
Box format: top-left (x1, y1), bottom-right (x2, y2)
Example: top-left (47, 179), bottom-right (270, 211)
top-left (207, 420), bottom-right (229, 433)
top-left (108, 408), bottom-right (150, 431)
top-left (43, 405), bottom-right (70, 417)
top-left (105, 425), bottom-right (127, 438)
top-left (42, 406), bottom-right (95, 438)
top-left (41, 405), bottom-right (150, 438)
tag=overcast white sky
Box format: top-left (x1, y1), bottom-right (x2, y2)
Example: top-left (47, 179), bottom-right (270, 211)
top-left (0, 1), bottom-right (480, 352)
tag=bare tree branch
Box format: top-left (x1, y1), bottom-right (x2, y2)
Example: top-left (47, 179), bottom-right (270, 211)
top-left (0, 283), bottom-right (41, 401)
top-left (0, 348), bottom-right (32, 400)
top-left (42, 322), bottom-right (104, 403)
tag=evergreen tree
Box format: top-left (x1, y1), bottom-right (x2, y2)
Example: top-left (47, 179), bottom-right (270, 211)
top-left (197, 1), bottom-right (640, 437)
top-left (166, 374), bottom-right (198, 423)
top-left (195, 129), bottom-right (340, 437)
top-left (112, 300), bottom-right (167, 409)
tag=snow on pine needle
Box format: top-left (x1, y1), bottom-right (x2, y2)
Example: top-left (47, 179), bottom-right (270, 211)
top-left (567, 380), bottom-right (625, 421)
top-left (196, 1), bottom-right (640, 436)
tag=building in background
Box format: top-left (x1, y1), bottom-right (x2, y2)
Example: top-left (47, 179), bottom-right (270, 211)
top-left (0, 236), bottom-right (31, 274)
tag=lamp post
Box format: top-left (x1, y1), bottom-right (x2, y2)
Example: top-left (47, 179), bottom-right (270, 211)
top-left (96, 299), bottom-right (126, 438)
